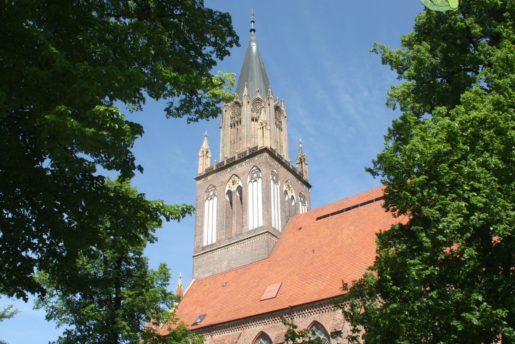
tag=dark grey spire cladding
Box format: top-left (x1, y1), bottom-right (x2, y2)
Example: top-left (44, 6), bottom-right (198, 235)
top-left (235, 27), bottom-right (271, 98)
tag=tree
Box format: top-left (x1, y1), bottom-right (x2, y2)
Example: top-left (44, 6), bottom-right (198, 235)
top-left (420, 0), bottom-right (459, 12)
top-left (342, 1), bottom-right (514, 343)
top-left (0, 1), bottom-right (238, 299)
top-left (35, 180), bottom-right (197, 344)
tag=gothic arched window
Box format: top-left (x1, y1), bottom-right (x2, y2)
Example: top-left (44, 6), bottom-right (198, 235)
top-left (203, 185), bottom-right (217, 246)
top-left (230, 102), bottom-right (242, 127)
top-left (309, 322), bottom-right (330, 343)
top-left (270, 170), bottom-right (281, 230)
top-left (229, 101), bottom-right (242, 153)
top-left (299, 192), bottom-right (308, 214)
top-left (225, 175), bottom-right (243, 207)
top-left (274, 106), bottom-right (283, 130)
top-left (225, 175), bottom-right (243, 236)
top-left (253, 332), bottom-right (272, 344)
top-left (248, 166), bottom-right (263, 230)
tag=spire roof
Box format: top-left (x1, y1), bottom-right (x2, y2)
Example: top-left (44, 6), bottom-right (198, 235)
top-left (175, 273), bottom-right (183, 298)
top-left (235, 15), bottom-right (271, 98)
top-left (200, 131), bottom-right (210, 152)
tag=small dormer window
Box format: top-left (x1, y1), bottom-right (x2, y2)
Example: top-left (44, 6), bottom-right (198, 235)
top-left (192, 314), bottom-right (206, 326)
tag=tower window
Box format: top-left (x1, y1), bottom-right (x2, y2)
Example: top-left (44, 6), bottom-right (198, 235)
top-left (284, 181), bottom-right (296, 223)
top-left (274, 106), bottom-right (283, 130)
top-left (248, 166), bottom-right (263, 230)
top-left (230, 102), bottom-right (242, 127)
top-left (299, 192), bottom-right (308, 214)
top-left (203, 185), bottom-right (217, 246)
top-left (270, 171), bottom-right (281, 230)
top-left (225, 175), bottom-right (243, 237)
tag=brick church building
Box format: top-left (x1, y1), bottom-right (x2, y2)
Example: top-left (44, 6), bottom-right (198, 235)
top-left (159, 17), bottom-right (404, 343)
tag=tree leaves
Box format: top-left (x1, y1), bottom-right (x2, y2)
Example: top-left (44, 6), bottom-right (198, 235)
top-left (0, 0), bottom-right (237, 299)
top-left (343, 1), bottom-right (514, 342)
top-left (35, 180), bottom-right (195, 344)
top-left (421, 0), bottom-right (460, 12)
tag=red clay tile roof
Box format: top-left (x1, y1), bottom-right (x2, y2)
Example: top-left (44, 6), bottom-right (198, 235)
top-left (170, 187), bottom-right (406, 331)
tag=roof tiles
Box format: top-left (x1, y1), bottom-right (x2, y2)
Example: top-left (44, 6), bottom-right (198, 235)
top-left (169, 187), bottom-right (406, 331)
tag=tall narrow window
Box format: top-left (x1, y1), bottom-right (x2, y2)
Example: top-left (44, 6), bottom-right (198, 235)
top-left (270, 171), bottom-right (281, 230)
top-left (248, 166), bottom-right (263, 230)
top-left (309, 322), bottom-right (330, 343)
top-left (284, 180), bottom-right (296, 223)
top-left (299, 192), bottom-right (308, 214)
top-left (203, 185), bottom-right (217, 246)
top-left (225, 175), bottom-right (243, 237)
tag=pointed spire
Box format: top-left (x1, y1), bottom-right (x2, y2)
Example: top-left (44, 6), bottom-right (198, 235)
top-left (235, 13), bottom-right (271, 99)
top-left (175, 273), bottom-right (183, 298)
top-left (198, 131), bottom-right (211, 174)
top-left (296, 139), bottom-right (309, 179)
top-left (200, 131), bottom-right (209, 150)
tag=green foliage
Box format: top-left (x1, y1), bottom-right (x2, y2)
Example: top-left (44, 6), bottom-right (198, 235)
top-left (35, 180), bottom-right (196, 344)
top-left (0, 0), bottom-right (238, 299)
top-left (421, 0), bottom-right (459, 12)
top-left (0, 304), bottom-right (17, 322)
top-left (342, 0), bottom-right (514, 343)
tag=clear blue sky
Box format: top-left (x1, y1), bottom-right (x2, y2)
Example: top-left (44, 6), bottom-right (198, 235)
top-left (0, 1), bottom-right (423, 343)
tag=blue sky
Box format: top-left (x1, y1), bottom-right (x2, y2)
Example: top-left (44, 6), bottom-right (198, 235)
top-left (0, 1), bottom-right (423, 343)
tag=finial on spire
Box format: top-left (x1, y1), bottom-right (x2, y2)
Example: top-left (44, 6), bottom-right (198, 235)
top-left (243, 81), bottom-right (249, 97)
top-left (201, 131), bottom-right (210, 150)
top-left (175, 272), bottom-right (183, 298)
top-left (250, 11), bottom-right (255, 32)
top-left (198, 132), bottom-right (211, 174)
top-left (296, 139), bottom-right (308, 179)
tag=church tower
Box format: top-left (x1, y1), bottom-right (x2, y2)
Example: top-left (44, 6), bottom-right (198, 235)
top-left (192, 16), bottom-right (311, 279)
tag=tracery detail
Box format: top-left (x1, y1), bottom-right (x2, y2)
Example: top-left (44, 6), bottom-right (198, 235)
top-left (251, 98), bottom-right (264, 122)
top-left (230, 102), bottom-right (242, 127)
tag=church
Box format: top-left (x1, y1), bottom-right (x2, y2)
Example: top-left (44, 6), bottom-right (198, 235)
top-left (159, 17), bottom-right (404, 344)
